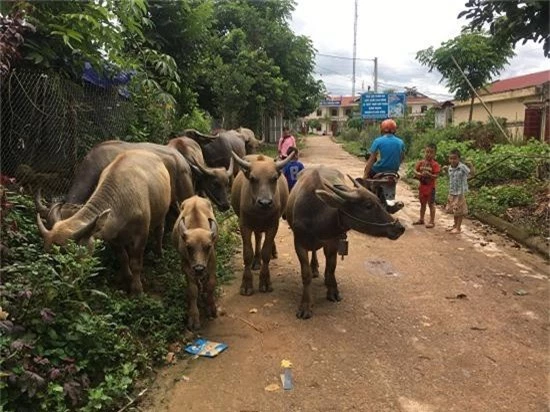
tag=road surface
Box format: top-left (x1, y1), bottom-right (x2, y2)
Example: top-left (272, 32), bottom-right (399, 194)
top-left (144, 135), bottom-right (549, 412)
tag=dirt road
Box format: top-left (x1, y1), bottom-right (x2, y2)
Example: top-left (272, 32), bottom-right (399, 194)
top-left (145, 135), bottom-right (549, 412)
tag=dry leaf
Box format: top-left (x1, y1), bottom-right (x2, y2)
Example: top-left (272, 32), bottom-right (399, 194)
top-left (264, 383), bottom-right (280, 392)
top-left (165, 352), bottom-right (176, 364)
top-left (249, 308), bottom-right (258, 314)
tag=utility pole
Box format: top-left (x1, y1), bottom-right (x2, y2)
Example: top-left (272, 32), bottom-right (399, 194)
top-left (373, 57), bottom-right (378, 93)
top-left (351, 0), bottom-right (358, 97)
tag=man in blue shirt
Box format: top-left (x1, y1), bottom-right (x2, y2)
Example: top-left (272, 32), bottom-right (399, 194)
top-left (363, 118), bottom-right (405, 179)
top-left (282, 147), bottom-right (305, 191)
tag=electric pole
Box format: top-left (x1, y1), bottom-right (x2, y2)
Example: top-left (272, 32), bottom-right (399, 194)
top-left (374, 57), bottom-right (378, 93)
top-left (351, 0), bottom-right (358, 97)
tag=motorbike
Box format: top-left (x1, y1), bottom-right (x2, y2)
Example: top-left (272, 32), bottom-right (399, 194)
top-left (364, 172), bottom-right (404, 214)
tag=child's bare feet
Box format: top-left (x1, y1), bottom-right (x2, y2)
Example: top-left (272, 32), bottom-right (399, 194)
top-left (413, 220), bottom-right (424, 225)
top-left (449, 228), bottom-right (461, 234)
top-left (425, 223), bottom-right (435, 228)
top-left (445, 226), bottom-right (455, 231)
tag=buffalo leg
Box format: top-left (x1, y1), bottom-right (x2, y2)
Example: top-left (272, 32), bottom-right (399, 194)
top-left (153, 222), bottom-right (165, 258)
top-left (184, 264), bottom-right (201, 330)
top-left (323, 241), bottom-right (341, 302)
top-left (240, 225), bottom-right (254, 295)
top-left (259, 226), bottom-right (277, 293)
top-left (127, 242), bottom-right (145, 295)
top-left (296, 241), bottom-right (314, 319)
top-left (252, 231), bottom-right (262, 271)
top-left (205, 253), bottom-right (218, 319)
top-left (310, 250), bottom-right (320, 278)
top-left (271, 242), bottom-right (278, 259)
top-left (113, 244), bottom-right (132, 291)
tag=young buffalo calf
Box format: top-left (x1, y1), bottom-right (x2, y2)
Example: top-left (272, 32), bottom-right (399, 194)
top-left (172, 196), bottom-right (219, 331)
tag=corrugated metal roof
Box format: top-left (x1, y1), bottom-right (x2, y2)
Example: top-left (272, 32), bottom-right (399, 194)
top-left (486, 70), bottom-right (550, 94)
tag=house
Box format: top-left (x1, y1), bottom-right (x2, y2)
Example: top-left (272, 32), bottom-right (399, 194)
top-left (434, 101), bottom-right (454, 128)
top-left (304, 95), bottom-right (358, 135)
top-left (452, 70), bottom-right (550, 141)
top-left (404, 88), bottom-right (439, 118)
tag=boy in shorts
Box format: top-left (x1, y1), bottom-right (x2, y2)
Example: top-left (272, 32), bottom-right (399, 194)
top-left (445, 148), bottom-right (473, 234)
top-left (413, 143), bottom-right (440, 228)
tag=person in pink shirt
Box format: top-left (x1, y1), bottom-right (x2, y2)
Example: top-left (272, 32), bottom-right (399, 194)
top-left (278, 127), bottom-right (296, 159)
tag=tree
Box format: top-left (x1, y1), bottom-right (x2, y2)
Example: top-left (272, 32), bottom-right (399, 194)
top-left (458, 0), bottom-right (550, 58)
top-left (416, 31), bottom-right (515, 121)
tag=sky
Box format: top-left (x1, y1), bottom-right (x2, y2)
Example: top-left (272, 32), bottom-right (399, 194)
top-left (290, 0), bottom-right (549, 101)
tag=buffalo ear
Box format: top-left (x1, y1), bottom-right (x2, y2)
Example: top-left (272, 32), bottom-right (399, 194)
top-left (94, 209), bottom-right (111, 233)
top-left (315, 189), bottom-right (345, 208)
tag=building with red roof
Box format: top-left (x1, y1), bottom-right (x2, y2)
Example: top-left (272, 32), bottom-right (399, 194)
top-left (453, 70), bottom-right (549, 141)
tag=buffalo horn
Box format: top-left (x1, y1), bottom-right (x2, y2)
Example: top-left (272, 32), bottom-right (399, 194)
top-left (34, 188), bottom-right (50, 218)
top-left (196, 162), bottom-right (216, 178)
top-left (347, 174), bottom-right (361, 188)
top-left (232, 151), bottom-right (251, 171)
top-left (50, 203), bottom-right (62, 224)
top-left (274, 150), bottom-right (296, 171)
top-left (326, 183), bottom-right (360, 202)
top-left (36, 213), bottom-right (50, 237)
top-left (209, 218), bottom-right (218, 240)
top-left (72, 209), bottom-right (110, 242)
top-left (226, 157), bottom-right (234, 178)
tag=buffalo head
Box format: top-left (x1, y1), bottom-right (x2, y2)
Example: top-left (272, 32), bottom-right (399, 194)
top-left (190, 158), bottom-right (234, 212)
top-left (36, 209), bottom-right (111, 252)
top-left (232, 152), bottom-right (294, 209)
top-left (175, 218), bottom-right (218, 276)
top-left (315, 176), bottom-right (405, 240)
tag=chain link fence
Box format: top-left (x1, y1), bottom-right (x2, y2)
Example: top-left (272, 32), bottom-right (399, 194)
top-left (1, 69), bottom-right (135, 197)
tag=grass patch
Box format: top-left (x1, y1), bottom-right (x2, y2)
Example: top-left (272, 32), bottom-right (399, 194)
top-left (0, 191), bottom-right (239, 411)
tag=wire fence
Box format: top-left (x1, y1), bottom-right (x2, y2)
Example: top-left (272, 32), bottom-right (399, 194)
top-left (1, 69), bottom-right (135, 197)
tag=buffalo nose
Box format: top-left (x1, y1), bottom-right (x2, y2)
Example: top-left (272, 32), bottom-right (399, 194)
top-left (193, 264), bottom-right (206, 274)
top-left (257, 199), bottom-right (273, 208)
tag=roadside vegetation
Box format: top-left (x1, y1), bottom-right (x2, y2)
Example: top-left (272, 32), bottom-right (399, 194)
top-left (336, 111), bottom-right (549, 238)
top-left (0, 188), bottom-right (239, 411)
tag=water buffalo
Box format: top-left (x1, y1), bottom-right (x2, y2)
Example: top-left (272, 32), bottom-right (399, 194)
top-left (172, 196), bottom-right (218, 331)
top-left (236, 127), bottom-right (264, 154)
top-left (231, 152), bottom-right (295, 295)
top-left (167, 136), bottom-right (233, 211)
top-left (36, 150), bottom-right (172, 295)
top-left (35, 141), bottom-right (194, 228)
top-left (183, 129), bottom-right (245, 177)
top-left (286, 166), bottom-right (406, 319)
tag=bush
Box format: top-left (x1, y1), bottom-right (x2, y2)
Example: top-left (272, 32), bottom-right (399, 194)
top-left (469, 184), bottom-right (534, 216)
top-left (0, 191), bottom-right (239, 410)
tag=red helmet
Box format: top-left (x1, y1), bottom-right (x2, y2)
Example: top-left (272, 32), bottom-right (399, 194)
top-left (380, 119), bottom-right (397, 134)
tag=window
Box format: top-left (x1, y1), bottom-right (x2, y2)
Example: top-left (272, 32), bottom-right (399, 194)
top-left (331, 108), bottom-right (338, 117)
top-left (421, 105), bottom-right (428, 113)
top-left (316, 109), bottom-right (322, 116)
top-left (345, 108), bottom-right (352, 116)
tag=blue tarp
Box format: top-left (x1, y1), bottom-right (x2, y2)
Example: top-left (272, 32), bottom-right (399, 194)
top-left (81, 62), bottom-right (135, 98)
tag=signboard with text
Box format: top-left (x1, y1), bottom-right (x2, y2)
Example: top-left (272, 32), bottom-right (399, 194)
top-left (360, 93), bottom-right (406, 119)
top-left (319, 99), bottom-right (342, 107)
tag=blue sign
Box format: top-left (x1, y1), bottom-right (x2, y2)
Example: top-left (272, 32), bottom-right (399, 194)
top-left (361, 93), bottom-right (406, 119)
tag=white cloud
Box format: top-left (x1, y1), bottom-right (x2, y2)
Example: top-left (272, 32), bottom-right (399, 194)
top-left (291, 0), bottom-right (548, 100)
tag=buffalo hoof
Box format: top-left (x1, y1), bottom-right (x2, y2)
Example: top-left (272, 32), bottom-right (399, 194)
top-left (187, 315), bottom-right (201, 331)
top-left (296, 306), bottom-right (313, 320)
top-left (240, 286), bottom-right (254, 296)
top-left (259, 283), bottom-right (273, 293)
top-left (252, 259), bottom-right (261, 271)
top-left (312, 268), bottom-right (320, 278)
top-left (326, 289), bottom-right (342, 302)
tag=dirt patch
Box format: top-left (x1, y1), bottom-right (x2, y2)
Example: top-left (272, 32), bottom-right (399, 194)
top-left (142, 136), bottom-right (549, 412)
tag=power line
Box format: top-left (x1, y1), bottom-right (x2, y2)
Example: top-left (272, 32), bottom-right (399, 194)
top-left (317, 52), bottom-right (374, 61)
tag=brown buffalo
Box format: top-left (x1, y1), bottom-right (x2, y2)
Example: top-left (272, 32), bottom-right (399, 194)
top-left (36, 150), bottom-right (172, 295)
top-left (236, 127), bottom-right (264, 154)
top-left (231, 152), bottom-right (295, 295)
top-left (35, 141), bottom-right (194, 229)
top-left (172, 196), bottom-right (218, 331)
top-left (167, 136), bottom-right (233, 211)
top-left (183, 129), bottom-right (244, 177)
top-left (286, 166), bottom-right (406, 319)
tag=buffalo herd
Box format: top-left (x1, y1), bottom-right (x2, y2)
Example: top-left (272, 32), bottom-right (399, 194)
top-left (36, 128), bottom-right (405, 328)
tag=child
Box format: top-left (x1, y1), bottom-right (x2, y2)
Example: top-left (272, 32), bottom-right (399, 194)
top-left (413, 143), bottom-right (440, 228)
top-left (278, 127), bottom-right (297, 160)
top-left (445, 148), bottom-right (473, 234)
top-left (282, 147), bottom-right (304, 191)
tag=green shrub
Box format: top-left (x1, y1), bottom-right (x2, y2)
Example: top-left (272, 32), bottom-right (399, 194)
top-left (0, 191), bottom-right (239, 410)
top-left (339, 128), bottom-right (360, 142)
top-left (469, 184), bottom-right (534, 216)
